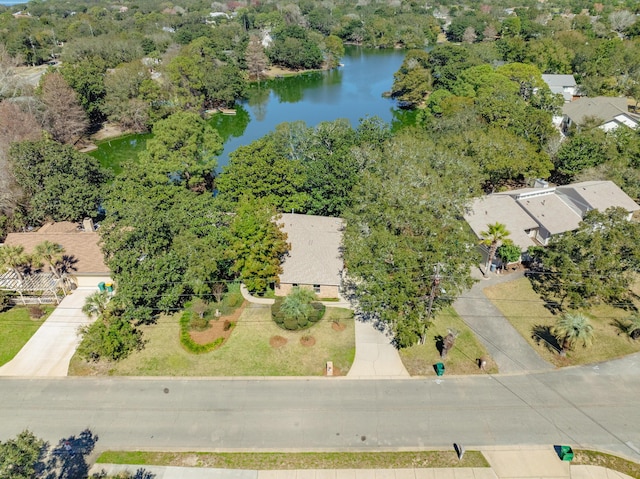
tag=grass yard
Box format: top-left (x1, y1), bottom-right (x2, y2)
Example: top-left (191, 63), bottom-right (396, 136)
top-left (70, 304), bottom-right (355, 376)
top-left (96, 450), bottom-right (489, 469)
top-left (0, 306), bottom-right (52, 366)
top-left (399, 307), bottom-right (498, 376)
top-left (573, 449), bottom-right (640, 478)
top-left (483, 277), bottom-right (640, 367)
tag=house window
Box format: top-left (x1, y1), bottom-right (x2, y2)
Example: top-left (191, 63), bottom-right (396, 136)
top-left (313, 284), bottom-right (321, 294)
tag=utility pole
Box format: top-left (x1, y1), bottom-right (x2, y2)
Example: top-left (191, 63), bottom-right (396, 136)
top-left (420, 262), bottom-right (443, 345)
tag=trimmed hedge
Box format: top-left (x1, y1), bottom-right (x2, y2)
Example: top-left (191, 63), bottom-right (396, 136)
top-left (272, 299), bottom-right (326, 331)
top-left (179, 310), bottom-right (233, 354)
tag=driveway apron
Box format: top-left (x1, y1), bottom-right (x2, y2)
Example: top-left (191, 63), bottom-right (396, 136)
top-left (453, 270), bottom-right (554, 374)
top-left (0, 288), bottom-right (98, 377)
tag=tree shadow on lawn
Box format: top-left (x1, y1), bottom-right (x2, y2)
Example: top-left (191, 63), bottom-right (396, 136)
top-left (35, 428), bottom-right (154, 479)
top-left (531, 325), bottom-right (561, 355)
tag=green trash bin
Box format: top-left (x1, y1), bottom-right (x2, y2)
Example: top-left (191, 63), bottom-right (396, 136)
top-left (98, 282), bottom-right (106, 292)
top-left (560, 446), bottom-right (574, 461)
top-left (105, 283), bottom-right (114, 293)
top-left (435, 362), bottom-right (445, 376)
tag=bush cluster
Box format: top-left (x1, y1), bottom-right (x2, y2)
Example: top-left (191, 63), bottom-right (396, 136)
top-left (272, 298), bottom-right (325, 331)
top-left (0, 291), bottom-right (12, 312)
top-left (179, 310), bottom-right (231, 354)
top-left (77, 315), bottom-right (143, 362)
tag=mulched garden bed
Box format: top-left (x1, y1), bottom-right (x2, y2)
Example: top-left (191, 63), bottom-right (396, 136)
top-left (269, 335), bottom-right (288, 348)
top-left (300, 336), bottom-right (316, 347)
top-left (189, 301), bottom-right (246, 345)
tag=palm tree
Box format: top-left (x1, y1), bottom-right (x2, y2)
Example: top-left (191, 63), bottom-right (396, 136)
top-left (551, 312), bottom-right (594, 356)
top-left (0, 245), bottom-right (29, 281)
top-left (623, 313), bottom-right (640, 340)
top-left (33, 241), bottom-right (65, 279)
top-left (281, 287), bottom-right (316, 325)
top-left (480, 222), bottom-right (510, 277)
top-left (82, 290), bottom-right (111, 318)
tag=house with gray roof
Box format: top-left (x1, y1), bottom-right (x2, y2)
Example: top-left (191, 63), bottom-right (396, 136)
top-left (275, 213), bottom-right (344, 299)
top-left (541, 74), bottom-right (578, 102)
top-left (465, 180), bottom-right (640, 267)
top-left (464, 195), bottom-right (538, 251)
top-left (561, 97), bottom-right (638, 134)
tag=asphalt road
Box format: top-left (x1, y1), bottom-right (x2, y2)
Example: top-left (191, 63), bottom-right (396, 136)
top-left (1, 353), bottom-right (639, 461)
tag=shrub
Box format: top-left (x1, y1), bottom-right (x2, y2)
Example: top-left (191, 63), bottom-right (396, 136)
top-left (222, 283), bottom-right (243, 311)
top-left (191, 298), bottom-right (209, 320)
top-left (179, 310), bottom-right (233, 353)
top-left (0, 291), bottom-right (12, 312)
top-left (27, 305), bottom-right (46, 319)
top-left (271, 288), bottom-right (326, 331)
top-left (223, 320), bottom-right (232, 331)
top-left (189, 313), bottom-right (209, 331)
top-left (77, 314), bottom-right (143, 362)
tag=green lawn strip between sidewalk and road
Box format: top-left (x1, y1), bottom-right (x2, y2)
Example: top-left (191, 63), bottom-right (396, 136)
top-left (96, 450), bottom-right (489, 469)
top-left (574, 449), bottom-right (640, 478)
top-left (0, 306), bottom-right (52, 366)
top-left (69, 304), bottom-right (355, 376)
top-left (483, 278), bottom-right (640, 368)
top-left (399, 306), bottom-right (498, 376)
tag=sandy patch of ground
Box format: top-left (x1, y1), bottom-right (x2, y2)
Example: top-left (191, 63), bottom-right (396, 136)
top-left (91, 123), bottom-right (128, 141)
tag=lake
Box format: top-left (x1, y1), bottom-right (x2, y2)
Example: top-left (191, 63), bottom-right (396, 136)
top-left (91, 47), bottom-right (414, 171)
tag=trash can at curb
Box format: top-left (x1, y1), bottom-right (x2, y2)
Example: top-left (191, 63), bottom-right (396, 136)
top-left (105, 283), bottom-right (114, 293)
top-left (560, 446), bottom-right (574, 461)
top-left (98, 282), bottom-right (106, 292)
top-left (435, 362), bottom-right (445, 376)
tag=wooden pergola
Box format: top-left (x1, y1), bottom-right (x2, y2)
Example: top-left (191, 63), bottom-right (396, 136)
top-left (0, 270), bottom-right (64, 305)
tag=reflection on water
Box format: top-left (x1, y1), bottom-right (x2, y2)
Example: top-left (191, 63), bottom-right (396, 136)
top-left (93, 46), bottom-right (413, 170)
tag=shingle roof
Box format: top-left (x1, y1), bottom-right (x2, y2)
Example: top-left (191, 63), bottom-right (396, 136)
top-left (464, 196), bottom-right (538, 250)
top-left (558, 180), bottom-right (640, 214)
top-left (562, 97), bottom-right (630, 125)
top-left (516, 193), bottom-right (583, 235)
top-left (541, 74), bottom-right (577, 88)
top-left (278, 214), bottom-right (344, 286)
top-left (3, 223), bottom-right (108, 274)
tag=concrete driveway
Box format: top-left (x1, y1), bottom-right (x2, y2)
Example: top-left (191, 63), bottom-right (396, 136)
top-left (0, 288), bottom-right (98, 377)
top-left (347, 320), bottom-right (409, 378)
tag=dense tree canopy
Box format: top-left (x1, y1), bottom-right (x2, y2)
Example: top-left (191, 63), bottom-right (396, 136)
top-left (140, 111), bottom-right (222, 191)
top-left (529, 208), bottom-right (640, 310)
top-left (9, 139), bottom-right (109, 223)
top-left (343, 130), bottom-right (480, 347)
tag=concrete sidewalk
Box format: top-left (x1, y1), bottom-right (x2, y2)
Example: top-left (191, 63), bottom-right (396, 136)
top-left (90, 448), bottom-right (635, 479)
top-left (453, 270), bottom-right (553, 374)
top-left (0, 288), bottom-right (98, 377)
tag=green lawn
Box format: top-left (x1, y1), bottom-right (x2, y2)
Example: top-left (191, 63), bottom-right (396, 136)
top-left (483, 278), bottom-right (640, 367)
top-left (70, 304), bottom-right (355, 376)
top-left (96, 450), bottom-right (489, 469)
top-left (0, 306), bottom-right (52, 366)
top-left (399, 307), bottom-right (498, 376)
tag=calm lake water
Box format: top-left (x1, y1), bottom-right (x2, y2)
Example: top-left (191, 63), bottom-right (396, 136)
top-left (92, 47), bottom-right (414, 170)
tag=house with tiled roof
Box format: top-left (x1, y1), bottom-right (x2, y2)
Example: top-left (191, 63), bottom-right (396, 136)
top-left (2, 219), bottom-right (111, 288)
top-left (275, 213), bottom-right (344, 299)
